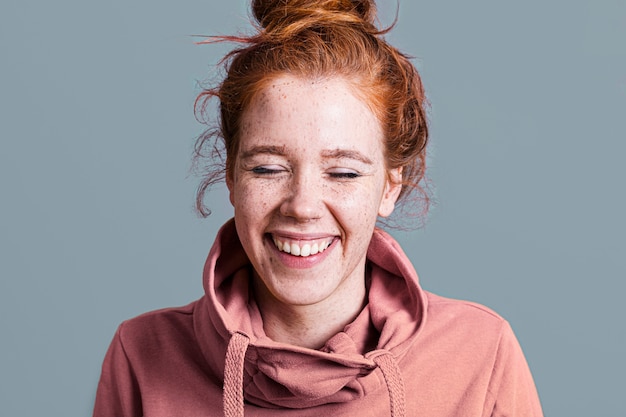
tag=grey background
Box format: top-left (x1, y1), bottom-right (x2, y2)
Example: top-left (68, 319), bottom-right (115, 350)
top-left (1, 0), bottom-right (624, 415)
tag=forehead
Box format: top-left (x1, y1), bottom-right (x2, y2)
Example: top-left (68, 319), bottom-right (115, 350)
top-left (239, 75), bottom-right (385, 156)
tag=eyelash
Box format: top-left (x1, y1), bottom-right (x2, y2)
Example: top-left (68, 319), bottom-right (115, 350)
top-left (251, 166), bottom-right (283, 175)
top-left (329, 171), bottom-right (360, 179)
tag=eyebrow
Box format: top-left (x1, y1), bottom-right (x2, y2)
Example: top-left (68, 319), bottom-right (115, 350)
top-left (240, 145), bottom-right (287, 159)
top-left (321, 149), bottom-right (373, 165)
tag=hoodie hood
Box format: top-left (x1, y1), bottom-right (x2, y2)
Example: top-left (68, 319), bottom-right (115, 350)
top-left (194, 219), bottom-right (428, 413)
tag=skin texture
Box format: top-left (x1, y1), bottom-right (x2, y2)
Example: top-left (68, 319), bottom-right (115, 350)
top-left (227, 75), bottom-right (402, 348)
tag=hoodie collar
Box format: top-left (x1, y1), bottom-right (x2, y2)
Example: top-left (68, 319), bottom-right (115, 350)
top-left (196, 219), bottom-right (427, 411)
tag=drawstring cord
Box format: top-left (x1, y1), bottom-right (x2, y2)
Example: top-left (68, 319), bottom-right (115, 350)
top-left (223, 332), bottom-right (250, 417)
top-left (373, 353), bottom-right (406, 417)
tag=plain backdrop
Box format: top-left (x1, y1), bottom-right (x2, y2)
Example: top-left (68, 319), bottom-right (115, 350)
top-left (1, 0), bottom-right (624, 415)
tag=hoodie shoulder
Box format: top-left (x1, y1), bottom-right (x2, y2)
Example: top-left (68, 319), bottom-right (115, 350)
top-left (421, 291), bottom-right (508, 343)
top-left (118, 301), bottom-right (196, 337)
top-left (114, 300), bottom-right (206, 365)
top-left (426, 291), bottom-right (504, 319)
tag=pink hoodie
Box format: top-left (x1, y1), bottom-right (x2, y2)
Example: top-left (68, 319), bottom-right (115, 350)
top-left (94, 219), bottom-right (543, 416)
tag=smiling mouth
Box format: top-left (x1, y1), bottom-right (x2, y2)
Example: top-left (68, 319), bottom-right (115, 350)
top-left (271, 236), bottom-right (334, 257)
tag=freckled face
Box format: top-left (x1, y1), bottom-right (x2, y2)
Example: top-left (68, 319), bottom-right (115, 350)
top-left (227, 75), bottom-right (401, 308)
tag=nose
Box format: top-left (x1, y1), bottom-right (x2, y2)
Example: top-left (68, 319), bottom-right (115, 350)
top-left (279, 173), bottom-right (323, 222)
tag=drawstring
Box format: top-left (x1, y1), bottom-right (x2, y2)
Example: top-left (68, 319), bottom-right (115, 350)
top-left (373, 353), bottom-right (406, 417)
top-left (223, 332), bottom-right (250, 417)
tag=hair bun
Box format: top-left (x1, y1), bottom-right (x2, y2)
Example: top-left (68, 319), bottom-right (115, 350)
top-left (252, 0), bottom-right (377, 31)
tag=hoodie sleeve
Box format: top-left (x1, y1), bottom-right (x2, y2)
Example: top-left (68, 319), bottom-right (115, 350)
top-left (93, 325), bottom-right (143, 417)
top-left (485, 321), bottom-right (543, 417)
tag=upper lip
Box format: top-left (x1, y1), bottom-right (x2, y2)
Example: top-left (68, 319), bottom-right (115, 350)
top-left (267, 231), bottom-right (338, 240)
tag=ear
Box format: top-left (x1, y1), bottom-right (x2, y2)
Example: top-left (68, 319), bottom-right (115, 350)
top-left (378, 167), bottom-right (403, 218)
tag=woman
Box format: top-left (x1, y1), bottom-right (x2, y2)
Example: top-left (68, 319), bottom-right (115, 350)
top-left (94, 1), bottom-right (543, 416)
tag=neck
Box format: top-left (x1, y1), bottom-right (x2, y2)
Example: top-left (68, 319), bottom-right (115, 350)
top-left (253, 276), bottom-right (367, 350)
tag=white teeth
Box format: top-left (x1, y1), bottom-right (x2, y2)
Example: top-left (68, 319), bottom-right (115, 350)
top-left (273, 237), bottom-right (332, 257)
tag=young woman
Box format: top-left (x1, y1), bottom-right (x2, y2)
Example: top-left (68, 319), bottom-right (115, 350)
top-left (93, 1), bottom-right (543, 416)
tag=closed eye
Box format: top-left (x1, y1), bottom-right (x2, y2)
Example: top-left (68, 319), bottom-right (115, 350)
top-left (251, 165), bottom-right (285, 175)
top-left (328, 168), bottom-right (361, 179)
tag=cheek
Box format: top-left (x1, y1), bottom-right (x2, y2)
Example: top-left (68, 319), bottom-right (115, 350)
top-left (233, 181), bottom-right (276, 222)
top-left (329, 183), bottom-right (381, 224)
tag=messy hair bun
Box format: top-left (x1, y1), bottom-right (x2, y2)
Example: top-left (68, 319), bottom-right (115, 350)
top-left (195, 0), bottom-right (430, 225)
top-left (252, 0), bottom-right (377, 31)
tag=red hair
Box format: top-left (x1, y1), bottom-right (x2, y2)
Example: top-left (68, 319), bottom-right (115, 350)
top-left (194, 0), bottom-right (430, 223)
